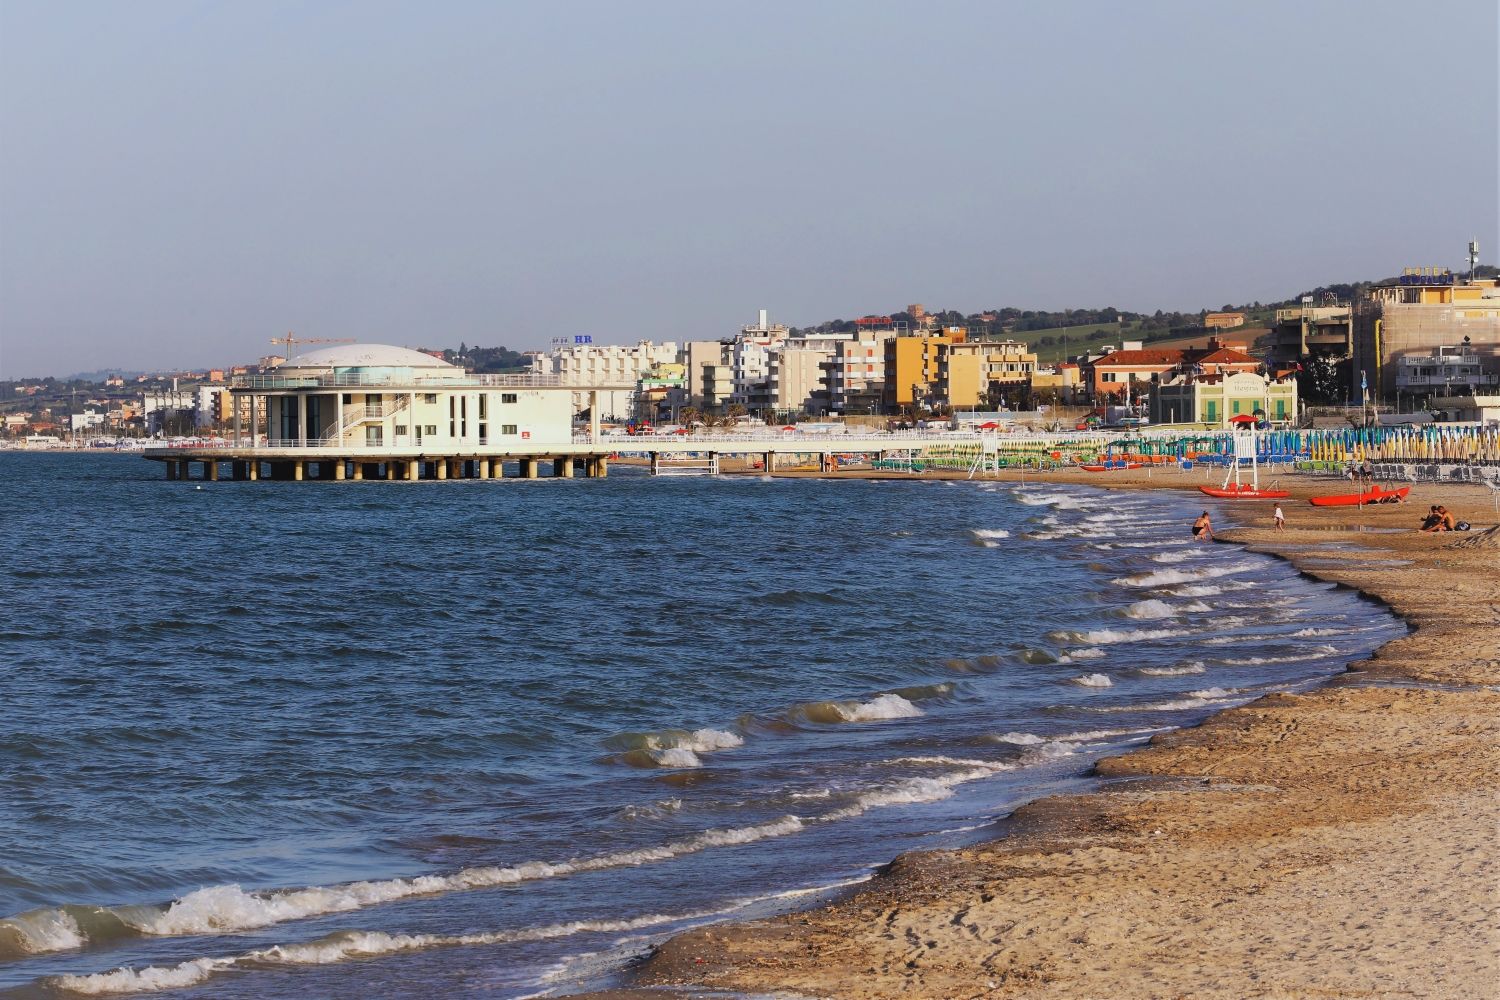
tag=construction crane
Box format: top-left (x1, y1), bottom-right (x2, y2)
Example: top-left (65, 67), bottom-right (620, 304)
top-left (270, 332), bottom-right (356, 356)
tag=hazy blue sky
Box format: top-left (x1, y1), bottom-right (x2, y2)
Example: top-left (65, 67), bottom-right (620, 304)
top-left (1, 0), bottom-right (1495, 376)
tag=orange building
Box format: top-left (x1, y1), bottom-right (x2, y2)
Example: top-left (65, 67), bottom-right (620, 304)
top-left (883, 333), bottom-right (956, 410)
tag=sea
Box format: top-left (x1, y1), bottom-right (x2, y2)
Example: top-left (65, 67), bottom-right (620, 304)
top-left (0, 453), bottom-right (1404, 999)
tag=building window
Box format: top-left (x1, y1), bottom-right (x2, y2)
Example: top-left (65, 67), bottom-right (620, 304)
top-left (342, 393), bottom-right (353, 404)
top-left (422, 393), bottom-right (438, 404)
top-left (425, 425), bottom-right (437, 436)
top-left (501, 424), bottom-right (518, 435)
top-left (501, 393), bottom-right (518, 404)
top-left (478, 395), bottom-right (487, 419)
top-left (395, 424), bottom-right (408, 436)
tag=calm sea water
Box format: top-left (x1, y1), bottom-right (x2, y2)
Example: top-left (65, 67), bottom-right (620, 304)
top-left (0, 453), bottom-right (1402, 998)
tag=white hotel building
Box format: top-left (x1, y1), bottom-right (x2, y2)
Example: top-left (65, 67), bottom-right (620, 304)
top-left (530, 340), bottom-right (679, 422)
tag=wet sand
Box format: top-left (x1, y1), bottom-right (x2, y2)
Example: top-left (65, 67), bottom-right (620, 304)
top-left (567, 468), bottom-right (1500, 999)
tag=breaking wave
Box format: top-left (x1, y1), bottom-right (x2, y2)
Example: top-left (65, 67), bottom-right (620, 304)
top-left (1046, 627), bottom-right (1179, 645)
top-left (608, 727), bottom-right (744, 767)
top-left (1217, 644), bottom-right (1339, 666)
top-left (1113, 561), bottom-right (1261, 589)
top-left (1119, 599), bottom-right (1177, 620)
top-left (971, 528), bottom-right (1010, 545)
top-left (50, 876), bottom-right (878, 996)
top-left (1135, 661), bottom-right (1207, 676)
top-left (1070, 673), bottom-right (1113, 687)
top-left (3, 816), bottom-right (809, 956)
top-left (791, 693), bottom-right (923, 724)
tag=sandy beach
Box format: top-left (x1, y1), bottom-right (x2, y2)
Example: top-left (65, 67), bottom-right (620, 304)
top-left (568, 468), bottom-right (1500, 999)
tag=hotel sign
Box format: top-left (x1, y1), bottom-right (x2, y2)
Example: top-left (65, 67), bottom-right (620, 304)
top-left (1398, 267), bottom-right (1454, 286)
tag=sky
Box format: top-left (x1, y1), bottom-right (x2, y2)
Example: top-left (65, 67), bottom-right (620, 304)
top-left (0, 0), bottom-right (1496, 378)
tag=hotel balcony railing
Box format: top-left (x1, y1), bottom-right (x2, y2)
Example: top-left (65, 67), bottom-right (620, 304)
top-left (1394, 374), bottom-right (1498, 388)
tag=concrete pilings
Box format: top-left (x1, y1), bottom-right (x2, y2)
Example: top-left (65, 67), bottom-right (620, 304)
top-left (157, 452), bottom-right (620, 483)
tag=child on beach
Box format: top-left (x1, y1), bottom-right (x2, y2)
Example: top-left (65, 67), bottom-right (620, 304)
top-left (1274, 504), bottom-right (1285, 531)
top-left (1193, 511), bottom-right (1213, 541)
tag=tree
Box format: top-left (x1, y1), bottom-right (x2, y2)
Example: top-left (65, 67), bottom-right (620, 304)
top-left (1297, 356), bottom-right (1343, 404)
top-left (724, 403), bottom-right (746, 427)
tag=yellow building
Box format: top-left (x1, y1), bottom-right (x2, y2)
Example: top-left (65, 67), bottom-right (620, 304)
top-left (1205, 312), bottom-right (1247, 330)
top-left (883, 334), bottom-right (953, 411)
top-left (1151, 370), bottom-right (1299, 426)
top-left (935, 348), bottom-right (983, 408)
top-left (1028, 363), bottom-right (1081, 404)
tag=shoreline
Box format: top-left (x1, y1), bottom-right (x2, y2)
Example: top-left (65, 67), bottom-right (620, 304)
top-left (565, 469), bottom-right (1500, 999)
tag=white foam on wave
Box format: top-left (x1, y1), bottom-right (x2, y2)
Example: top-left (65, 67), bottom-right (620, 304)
top-left (1189, 687), bottom-right (1239, 699)
top-left (1217, 644), bottom-right (1339, 666)
top-left (1151, 549), bottom-right (1202, 563)
top-left (971, 528), bottom-right (1010, 540)
top-left (678, 728), bottom-right (744, 751)
top-left (1088, 691), bottom-right (1243, 713)
top-left (1136, 661), bottom-right (1207, 676)
top-left (0, 907), bottom-right (85, 957)
top-left (54, 886), bottom-right (859, 997)
top-left (1164, 579), bottom-right (1259, 597)
top-left (1070, 673), bottom-right (1113, 687)
top-left (991, 725), bottom-right (1168, 748)
top-left (113, 814), bottom-right (807, 943)
top-left (1068, 647), bottom-right (1107, 660)
top-left (611, 727), bottom-right (744, 766)
top-left (1291, 627), bottom-right (1343, 638)
top-left (1114, 561), bottom-right (1261, 589)
top-left (648, 748), bottom-right (703, 768)
top-left (1048, 627), bottom-right (1178, 645)
top-left (832, 693), bottom-right (923, 722)
top-left (823, 758), bottom-right (1012, 821)
top-left (1058, 726), bottom-right (1171, 741)
top-left (1013, 491), bottom-right (1081, 507)
top-left (1121, 599), bottom-right (1177, 620)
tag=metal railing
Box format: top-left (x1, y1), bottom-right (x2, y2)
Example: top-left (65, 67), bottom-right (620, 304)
top-left (231, 372), bottom-right (643, 390)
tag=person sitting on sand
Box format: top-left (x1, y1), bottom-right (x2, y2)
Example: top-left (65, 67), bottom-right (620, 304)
top-left (1193, 510), bottom-right (1213, 541)
top-left (1420, 506), bottom-right (1456, 532)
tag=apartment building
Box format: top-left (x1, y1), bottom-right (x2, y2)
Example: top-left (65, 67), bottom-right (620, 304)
top-left (1353, 272), bottom-right (1500, 399)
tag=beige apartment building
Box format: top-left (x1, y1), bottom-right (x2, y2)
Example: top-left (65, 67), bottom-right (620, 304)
top-left (1353, 272), bottom-right (1500, 400)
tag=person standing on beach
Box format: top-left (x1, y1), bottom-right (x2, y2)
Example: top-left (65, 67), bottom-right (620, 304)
top-left (1193, 510), bottom-right (1213, 541)
top-left (1274, 504), bottom-right (1285, 531)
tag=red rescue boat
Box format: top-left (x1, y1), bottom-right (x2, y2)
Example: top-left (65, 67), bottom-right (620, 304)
top-left (1080, 461), bottom-right (1142, 472)
top-left (1308, 485), bottom-right (1411, 507)
top-left (1199, 483), bottom-right (1290, 499)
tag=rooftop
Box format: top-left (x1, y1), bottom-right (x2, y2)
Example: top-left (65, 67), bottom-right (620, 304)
top-left (279, 344), bottom-right (458, 372)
